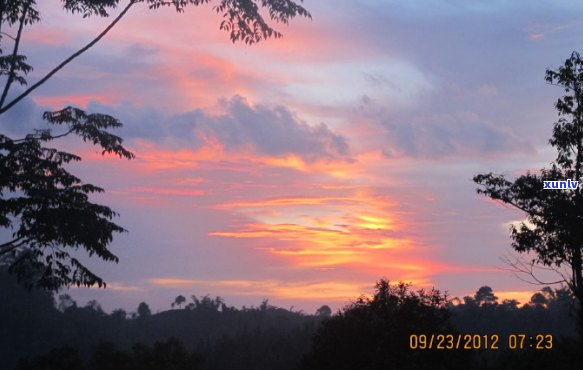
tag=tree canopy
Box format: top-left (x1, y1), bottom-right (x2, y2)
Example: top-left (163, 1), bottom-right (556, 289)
top-left (301, 279), bottom-right (468, 370)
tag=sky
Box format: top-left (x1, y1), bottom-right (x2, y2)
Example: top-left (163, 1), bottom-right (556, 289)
top-left (3, 0), bottom-right (583, 314)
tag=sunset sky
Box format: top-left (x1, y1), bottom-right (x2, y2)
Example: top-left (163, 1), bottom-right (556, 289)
top-left (3, 0), bottom-right (583, 314)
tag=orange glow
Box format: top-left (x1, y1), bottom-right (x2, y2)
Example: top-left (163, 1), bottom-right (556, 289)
top-left (129, 186), bottom-right (205, 197)
top-left (353, 214), bottom-right (394, 230)
top-left (76, 138), bottom-right (463, 292)
top-left (105, 283), bottom-right (144, 292)
top-left (27, 26), bottom-right (73, 46)
top-left (209, 186), bottom-right (423, 274)
top-left (103, 140), bottom-right (353, 176)
top-left (494, 290), bottom-right (536, 305)
top-left (33, 94), bottom-right (121, 109)
top-left (150, 278), bottom-right (197, 287)
top-left (150, 277), bottom-right (370, 301)
top-left (152, 51), bottom-right (259, 108)
top-left (213, 196), bottom-right (366, 209)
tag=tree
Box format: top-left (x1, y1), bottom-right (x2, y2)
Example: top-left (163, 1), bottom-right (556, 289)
top-left (315, 304), bottom-right (332, 318)
top-left (530, 292), bottom-right (548, 307)
top-left (301, 279), bottom-right (469, 370)
top-left (0, 0), bottom-right (311, 290)
top-left (172, 294), bottom-right (186, 308)
top-left (84, 299), bottom-right (105, 315)
top-left (501, 298), bottom-right (520, 310)
top-left (110, 308), bottom-right (127, 320)
top-left (474, 51), bottom-right (583, 334)
top-left (474, 286), bottom-right (498, 306)
top-left (137, 301), bottom-right (151, 318)
top-left (190, 294), bottom-right (223, 311)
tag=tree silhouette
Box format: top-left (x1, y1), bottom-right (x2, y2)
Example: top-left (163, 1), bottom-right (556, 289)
top-left (93, 339), bottom-right (203, 370)
top-left (110, 308), bottom-right (127, 321)
top-left (315, 305), bottom-right (332, 318)
top-left (0, 106), bottom-right (134, 289)
top-left (301, 279), bottom-right (469, 370)
top-left (17, 347), bottom-right (86, 370)
top-left (137, 301), bottom-right (151, 318)
top-left (190, 294), bottom-right (223, 312)
top-left (530, 292), bottom-right (548, 307)
top-left (0, 0), bottom-right (311, 290)
top-left (474, 286), bottom-right (498, 306)
top-left (474, 51), bottom-right (583, 335)
top-left (172, 294), bottom-right (186, 309)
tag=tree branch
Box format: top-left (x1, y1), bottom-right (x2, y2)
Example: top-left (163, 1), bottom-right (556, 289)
top-left (11, 127), bottom-right (76, 143)
top-left (0, 3), bottom-right (29, 109)
top-left (0, 31), bottom-right (16, 41)
top-left (0, 236), bottom-right (27, 256)
top-left (0, 1), bottom-right (4, 40)
top-left (500, 253), bottom-right (569, 287)
top-left (0, 0), bottom-right (136, 115)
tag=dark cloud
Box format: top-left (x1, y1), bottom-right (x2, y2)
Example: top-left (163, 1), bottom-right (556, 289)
top-left (3, 93), bottom-right (350, 163)
top-left (355, 88), bottom-right (534, 159)
top-left (381, 111), bottom-right (531, 158)
top-left (89, 95), bottom-right (351, 163)
top-left (195, 96), bottom-right (350, 162)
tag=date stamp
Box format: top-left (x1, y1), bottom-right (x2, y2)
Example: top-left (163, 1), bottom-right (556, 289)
top-left (409, 334), bottom-right (553, 350)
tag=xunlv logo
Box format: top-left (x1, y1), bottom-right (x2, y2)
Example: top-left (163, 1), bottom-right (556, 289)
top-left (543, 180), bottom-right (580, 189)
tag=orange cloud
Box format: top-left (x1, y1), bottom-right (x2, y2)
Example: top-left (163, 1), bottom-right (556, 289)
top-left (112, 139), bottom-right (353, 177)
top-left (129, 186), bottom-right (205, 197)
top-left (208, 188), bottom-right (426, 276)
top-left (213, 196), bottom-right (368, 209)
top-left (33, 94), bottom-right (122, 110)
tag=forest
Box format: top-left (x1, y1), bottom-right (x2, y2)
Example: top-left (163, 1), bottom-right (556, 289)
top-left (1, 268), bottom-right (581, 370)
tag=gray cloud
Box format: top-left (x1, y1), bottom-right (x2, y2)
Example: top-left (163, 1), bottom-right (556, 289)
top-left (91, 95), bottom-right (351, 163)
top-left (194, 96), bottom-right (350, 161)
top-left (354, 87), bottom-right (534, 159)
top-left (381, 110), bottom-right (531, 158)
top-left (314, 0), bottom-right (583, 158)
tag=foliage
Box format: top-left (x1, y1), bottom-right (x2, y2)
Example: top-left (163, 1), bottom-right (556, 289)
top-left (0, 269), bottom-right (318, 369)
top-left (315, 304), bottom-right (331, 318)
top-left (450, 285), bottom-right (579, 369)
top-left (59, 0), bottom-right (311, 43)
top-left (474, 51), bottom-right (583, 331)
top-left (474, 285), bottom-right (498, 306)
top-left (137, 301), bottom-right (151, 318)
top-left (92, 338), bottom-right (203, 370)
top-left (184, 294), bottom-right (225, 311)
top-left (172, 295), bottom-right (186, 308)
top-left (0, 108), bottom-right (133, 289)
top-left (18, 347), bottom-right (86, 370)
top-left (301, 279), bottom-right (469, 370)
top-left (1, 271), bottom-right (581, 370)
top-left (0, 0), bottom-right (310, 290)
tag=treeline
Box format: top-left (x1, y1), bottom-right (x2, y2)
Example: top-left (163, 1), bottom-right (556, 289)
top-left (1, 270), bottom-right (581, 370)
top-left (303, 281), bottom-right (580, 370)
top-left (0, 270), bottom-right (318, 370)
top-left (451, 285), bottom-right (577, 338)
